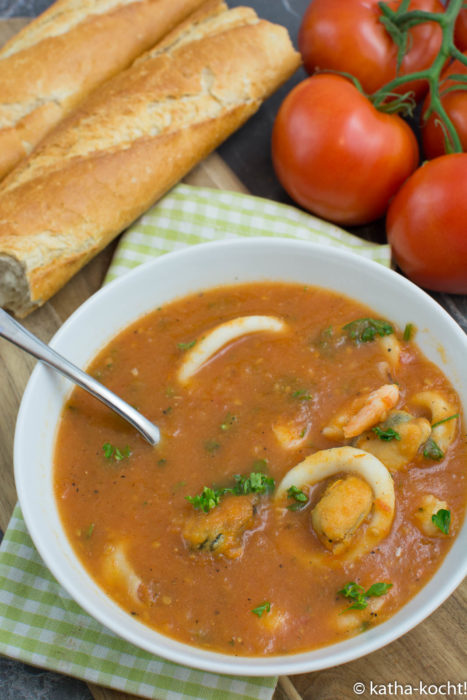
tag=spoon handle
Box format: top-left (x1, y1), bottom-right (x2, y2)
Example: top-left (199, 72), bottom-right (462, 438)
top-left (0, 309), bottom-right (160, 446)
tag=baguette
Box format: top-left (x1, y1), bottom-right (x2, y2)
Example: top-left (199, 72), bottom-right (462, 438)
top-left (0, 5), bottom-right (300, 317)
top-left (0, 0), bottom-right (216, 181)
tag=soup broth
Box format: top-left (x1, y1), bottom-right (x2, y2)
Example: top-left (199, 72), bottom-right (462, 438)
top-left (54, 282), bottom-right (467, 655)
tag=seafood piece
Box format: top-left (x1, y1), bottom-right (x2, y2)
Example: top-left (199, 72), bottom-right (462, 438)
top-left (273, 420), bottom-right (309, 450)
top-left (379, 334), bottom-right (401, 370)
top-left (323, 384), bottom-right (400, 441)
top-left (275, 446), bottom-right (395, 562)
top-left (414, 494), bottom-right (450, 537)
top-left (182, 494), bottom-right (256, 558)
top-left (354, 410), bottom-right (432, 471)
top-left (411, 391), bottom-right (458, 452)
top-left (311, 475), bottom-right (373, 553)
top-left (177, 315), bottom-right (286, 384)
top-left (101, 542), bottom-right (142, 603)
top-left (335, 596), bottom-right (386, 633)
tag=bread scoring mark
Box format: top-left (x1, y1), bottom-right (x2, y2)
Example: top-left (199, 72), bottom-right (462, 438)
top-left (0, 0), bottom-right (145, 59)
top-left (0, 13), bottom-right (275, 193)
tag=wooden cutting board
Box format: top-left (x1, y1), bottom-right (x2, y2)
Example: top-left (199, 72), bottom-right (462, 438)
top-left (0, 18), bottom-right (465, 700)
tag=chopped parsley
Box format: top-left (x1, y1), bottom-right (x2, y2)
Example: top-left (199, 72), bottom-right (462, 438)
top-left (343, 318), bottom-right (394, 344)
top-left (338, 581), bottom-right (392, 611)
top-left (431, 413), bottom-right (459, 429)
top-left (177, 340), bottom-right (196, 351)
top-left (291, 389), bottom-right (312, 401)
top-left (423, 437), bottom-right (444, 461)
top-left (186, 471), bottom-right (275, 512)
top-left (102, 443), bottom-right (131, 461)
top-left (186, 486), bottom-right (224, 513)
top-left (372, 426), bottom-right (401, 441)
top-left (252, 602), bottom-right (271, 618)
top-left (232, 472), bottom-right (275, 495)
top-left (84, 523), bottom-right (95, 539)
top-left (403, 323), bottom-right (414, 341)
top-left (431, 508), bottom-right (451, 535)
top-left (286, 485), bottom-right (309, 511)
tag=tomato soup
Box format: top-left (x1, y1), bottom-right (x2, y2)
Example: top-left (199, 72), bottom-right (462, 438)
top-left (54, 283), bottom-right (467, 655)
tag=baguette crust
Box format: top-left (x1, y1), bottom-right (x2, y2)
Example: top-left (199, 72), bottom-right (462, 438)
top-left (0, 0), bottom-right (214, 181)
top-left (0, 6), bottom-right (300, 316)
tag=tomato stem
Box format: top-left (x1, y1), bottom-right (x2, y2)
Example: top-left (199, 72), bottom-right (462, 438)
top-left (372, 0), bottom-right (467, 153)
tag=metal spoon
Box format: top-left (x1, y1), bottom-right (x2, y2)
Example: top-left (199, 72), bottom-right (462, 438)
top-left (0, 308), bottom-right (160, 446)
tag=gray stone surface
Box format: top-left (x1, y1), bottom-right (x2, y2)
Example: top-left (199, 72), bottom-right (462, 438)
top-left (0, 656), bottom-right (92, 699)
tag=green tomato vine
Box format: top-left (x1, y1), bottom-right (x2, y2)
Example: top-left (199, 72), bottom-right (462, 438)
top-left (371, 0), bottom-right (467, 153)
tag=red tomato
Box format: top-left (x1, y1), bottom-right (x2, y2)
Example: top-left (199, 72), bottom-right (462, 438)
top-left (298, 0), bottom-right (444, 100)
top-left (422, 53), bottom-right (467, 158)
top-left (454, 8), bottom-right (467, 51)
top-left (387, 154), bottom-right (467, 293)
top-left (271, 74), bottom-right (419, 226)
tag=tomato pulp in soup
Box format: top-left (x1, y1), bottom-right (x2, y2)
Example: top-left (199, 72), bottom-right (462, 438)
top-left (54, 283), bottom-right (466, 655)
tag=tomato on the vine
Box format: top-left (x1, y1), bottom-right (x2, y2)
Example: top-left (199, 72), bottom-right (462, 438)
top-left (271, 74), bottom-right (419, 226)
top-left (422, 52), bottom-right (467, 158)
top-left (387, 154), bottom-right (467, 294)
top-left (298, 0), bottom-right (444, 100)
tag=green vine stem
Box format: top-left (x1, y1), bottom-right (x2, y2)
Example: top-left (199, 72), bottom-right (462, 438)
top-left (371, 0), bottom-right (467, 153)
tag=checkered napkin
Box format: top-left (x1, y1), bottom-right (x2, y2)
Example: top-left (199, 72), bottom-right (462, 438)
top-left (0, 185), bottom-right (390, 700)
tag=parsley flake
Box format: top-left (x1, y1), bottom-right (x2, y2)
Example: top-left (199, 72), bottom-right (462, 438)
top-left (373, 426), bottom-right (401, 441)
top-left (102, 443), bottom-right (131, 462)
top-left (431, 413), bottom-right (459, 429)
top-left (338, 581), bottom-right (392, 611)
top-left (423, 437), bottom-right (444, 461)
top-left (177, 340), bottom-right (196, 351)
top-left (286, 485), bottom-right (309, 511)
top-left (186, 471), bottom-right (275, 513)
top-left (403, 323), bottom-right (414, 341)
top-left (431, 508), bottom-right (451, 535)
top-left (343, 318), bottom-right (394, 344)
top-left (292, 389), bottom-right (312, 401)
top-left (252, 602), bottom-right (271, 618)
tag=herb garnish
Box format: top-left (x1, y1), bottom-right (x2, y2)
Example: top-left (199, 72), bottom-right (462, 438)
top-left (286, 485), bottom-right (309, 511)
top-left (403, 323), bottom-right (414, 341)
top-left (372, 426), bottom-right (401, 441)
top-left (338, 581), bottom-right (393, 611)
top-left (232, 472), bottom-right (275, 495)
top-left (423, 437), bottom-right (444, 461)
top-left (102, 443), bottom-right (132, 461)
top-left (431, 413), bottom-right (459, 429)
top-left (186, 486), bottom-right (223, 513)
top-left (291, 389), bottom-right (312, 401)
top-left (343, 318), bottom-right (394, 344)
top-left (186, 471), bottom-right (275, 512)
top-left (431, 508), bottom-right (451, 535)
top-left (177, 340), bottom-right (196, 351)
top-left (252, 602), bottom-right (271, 618)
top-left (84, 523), bottom-right (95, 539)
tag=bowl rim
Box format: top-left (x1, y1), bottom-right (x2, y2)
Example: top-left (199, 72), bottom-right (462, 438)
top-left (14, 237), bottom-right (467, 676)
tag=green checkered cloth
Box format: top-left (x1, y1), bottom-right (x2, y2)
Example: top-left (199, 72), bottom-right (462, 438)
top-left (0, 184), bottom-right (390, 700)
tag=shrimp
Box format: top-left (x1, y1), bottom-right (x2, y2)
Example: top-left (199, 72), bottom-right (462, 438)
top-left (323, 384), bottom-right (400, 441)
top-left (342, 384), bottom-right (400, 439)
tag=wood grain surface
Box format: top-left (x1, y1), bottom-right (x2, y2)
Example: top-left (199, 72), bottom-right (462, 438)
top-left (0, 18), bottom-right (465, 700)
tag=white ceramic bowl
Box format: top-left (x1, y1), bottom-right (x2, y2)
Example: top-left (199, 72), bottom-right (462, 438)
top-left (14, 238), bottom-right (467, 676)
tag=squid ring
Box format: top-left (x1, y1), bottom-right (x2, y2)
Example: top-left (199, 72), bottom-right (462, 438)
top-left (177, 315), bottom-right (286, 384)
top-left (410, 391), bottom-right (458, 453)
top-left (275, 446), bottom-right (395, 565)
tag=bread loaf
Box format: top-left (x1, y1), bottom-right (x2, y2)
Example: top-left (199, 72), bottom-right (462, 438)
top-left (0, 0), bottom-right (215, 181)
top-left (0, 4), bottom-right (300, 316)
